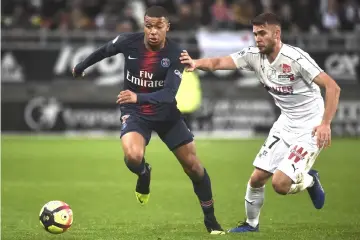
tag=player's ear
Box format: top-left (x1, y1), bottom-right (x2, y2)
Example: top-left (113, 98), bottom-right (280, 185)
top-left (274, 26), bottom-right (281, 39)
top-left (167, 22), bottom-right (170, 32)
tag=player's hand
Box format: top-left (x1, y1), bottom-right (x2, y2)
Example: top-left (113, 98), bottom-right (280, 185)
top-left (116, 90), bottom-right (137, 104)
top-left (72, 66), bottom-right (85, 78)
top-left (179, 50), bottom-right (196, 72)
top-left (312, 123), bottom-right (331, 149)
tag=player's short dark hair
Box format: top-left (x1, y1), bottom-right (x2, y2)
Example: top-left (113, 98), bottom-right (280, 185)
top-left (145, 6), bottom-right (169, 21)
top-left (251, 12), bottom-right (281, 27)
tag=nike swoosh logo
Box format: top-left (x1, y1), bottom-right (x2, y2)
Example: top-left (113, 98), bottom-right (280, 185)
top-left (245, 199), bottom-right (255, 205)
top-left (128, 56), bottom-right (137, 59)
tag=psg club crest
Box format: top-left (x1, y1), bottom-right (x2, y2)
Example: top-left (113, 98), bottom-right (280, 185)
top-left (161, 58), bottom-right (170, 68)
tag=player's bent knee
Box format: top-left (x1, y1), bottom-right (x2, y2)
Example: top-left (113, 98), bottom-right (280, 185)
top-left (124, 148), bottom-right (144, 164)
top-left (249, 169), bottom-right (271, 188)
top-left (272, 172), bottom-right (292, 195)
top-left (249, 175), bottom-right (266, 188)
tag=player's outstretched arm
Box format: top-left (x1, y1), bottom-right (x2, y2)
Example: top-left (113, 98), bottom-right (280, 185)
top-left (72, 34), bottom-right (125, 77)
top-left (180, 50), bottom-right (237, 72)
top-left (312, 72), bottom-right (341, 148)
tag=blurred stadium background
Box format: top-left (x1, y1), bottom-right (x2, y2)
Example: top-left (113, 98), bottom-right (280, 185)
top-left (1, 0), bottom-right (360, 239)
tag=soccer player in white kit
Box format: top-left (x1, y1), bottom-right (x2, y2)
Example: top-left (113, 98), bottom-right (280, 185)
top-left (179, 12), bottom-right (341, 233)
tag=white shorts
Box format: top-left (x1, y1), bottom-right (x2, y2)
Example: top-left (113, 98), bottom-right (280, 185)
top-left (253, 121), bottom-right (322, 183)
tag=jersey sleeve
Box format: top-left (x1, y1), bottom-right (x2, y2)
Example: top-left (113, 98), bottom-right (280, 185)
top-left (296, 51), bottom-right (323, 83)
top-left (137, 58), bottom-right (185, 104)
top-left (229, 47), bottom-right (258, 71)
top-left (74, 33), bottom-right (129, 74)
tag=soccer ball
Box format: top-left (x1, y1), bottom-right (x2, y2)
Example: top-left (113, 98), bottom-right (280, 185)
top-left (39, 200), bottom-right (73, 234)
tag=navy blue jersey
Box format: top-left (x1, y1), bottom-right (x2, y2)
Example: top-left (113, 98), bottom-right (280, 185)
top-left (74, 32), bottom-right (185, 121)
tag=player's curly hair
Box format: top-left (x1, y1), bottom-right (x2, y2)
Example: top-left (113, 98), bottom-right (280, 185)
top-left (145, 6), bottom-right (169, 21)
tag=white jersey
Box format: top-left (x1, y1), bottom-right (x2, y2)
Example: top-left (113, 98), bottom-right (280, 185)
top-left (230, 44), bottom-right (324, 131)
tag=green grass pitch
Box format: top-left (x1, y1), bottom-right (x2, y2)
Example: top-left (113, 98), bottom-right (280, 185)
top-left (1, 136), bottom-right (360, 240)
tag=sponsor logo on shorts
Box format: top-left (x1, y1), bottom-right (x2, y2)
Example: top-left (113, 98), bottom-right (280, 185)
top-left (121, 115), bottom-right (130, 124)
top-left (121, 115), bottom-right (130, 130)
top-left (288, 145), bottom-right (308, 163)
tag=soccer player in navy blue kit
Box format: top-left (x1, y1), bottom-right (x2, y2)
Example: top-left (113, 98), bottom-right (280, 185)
top-left (72, 6), bottom-right (224, 234)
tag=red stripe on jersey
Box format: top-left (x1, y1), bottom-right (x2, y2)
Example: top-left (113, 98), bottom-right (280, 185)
top-left (141, 50), bottom-right (159, 72)
top-left (139, 49), bottom-right (160, 115)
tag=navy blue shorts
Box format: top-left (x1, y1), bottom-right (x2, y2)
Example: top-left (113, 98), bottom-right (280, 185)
top-left (120, 114), bottom-right (194, 151)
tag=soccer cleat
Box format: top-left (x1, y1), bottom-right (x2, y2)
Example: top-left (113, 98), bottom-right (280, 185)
top-left (204, 215), bottom-right (226, 235)
top-left (228, 221), bottom-right (259, 233)
top-left (307, 169), bottom-right (325, 209)
top-left (135, 163), bottom-right (151, 206)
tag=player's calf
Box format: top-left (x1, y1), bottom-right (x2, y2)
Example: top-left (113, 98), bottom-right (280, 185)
top-left (182, 158), bottom-right (204, 181)
top-left (173, 142), bottom-right (224, 234)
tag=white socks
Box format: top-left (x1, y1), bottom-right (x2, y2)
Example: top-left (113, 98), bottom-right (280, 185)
top-left (287, 173), bottom-right (314, 194)
top-left (244, 173), bottom-right (314, 228)
top-left (245, 183), bottom-right (265, 228)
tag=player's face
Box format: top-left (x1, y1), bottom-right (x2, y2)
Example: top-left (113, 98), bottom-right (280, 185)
top-left (253, 24), bottom-right (277, 54)
top-left (144, 16), bottom-right (169, 48)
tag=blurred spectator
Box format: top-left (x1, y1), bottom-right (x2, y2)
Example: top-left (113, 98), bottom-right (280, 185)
top-left (172, 3), bottom-right (199, 31)
top-left (322, 0), bottom-right (340, 32)
top-left (272, 1), bottom-right (293, 31)
top-left (118, 4), bottom-right (140, 31)
top-left (1, 0), bottom-right (358, 32)
top-left (338, 0), bottom-right (360, 31)
top-left (116, 20), bottom-right (134, 32)
top-left (231, 0), bottom-right (256, 30)
top-left (40, 0), bottom-right (68, 29)
top-left (210, 0), bottom-right (232, 30)
top-left (128, 0), bottom-right (146, 27)
top-left (144, 0), bottom-right (177, 22)
top-left (278, 3), bottom-right (293, 31)
top-left (2, 1), bottom-right (36, 29)
top-left (192, 0), bottom-right (212, 27)
top-left (69, 7), bottom-right (94, 30)
top-left (292, 0), bottom-right (321, 33)
top-left (9, 3), bottom-right (33, 28)
top-left (260, 0), bottom-right (272, 12)
top-left (82, 0), bottom-right (104, 20)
